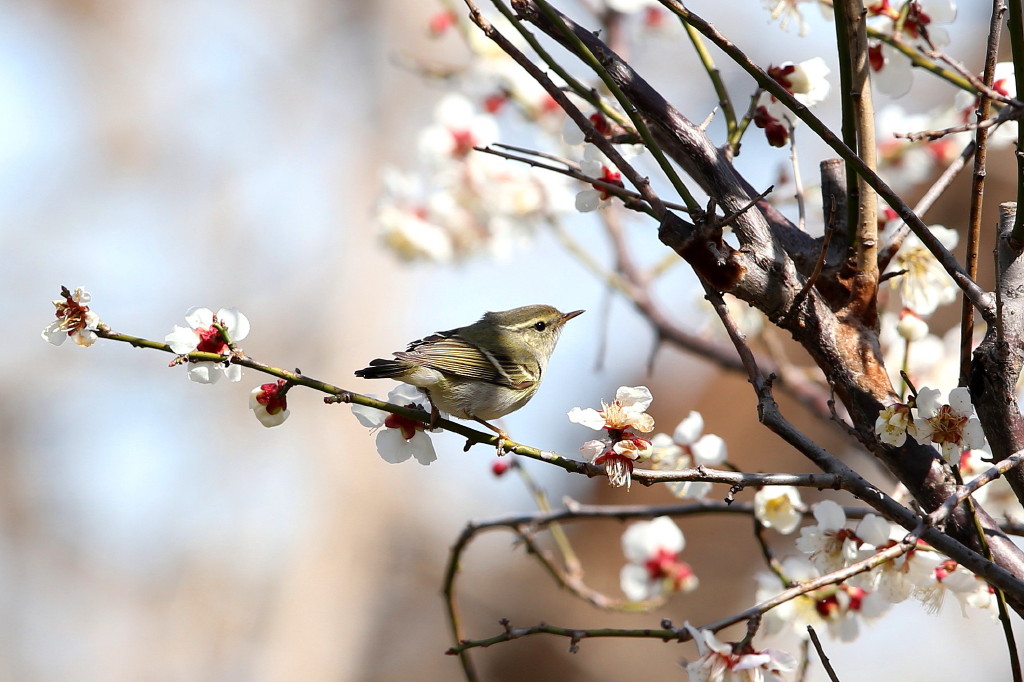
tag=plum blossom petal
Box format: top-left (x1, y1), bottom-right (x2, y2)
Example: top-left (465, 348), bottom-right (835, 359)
top-left (673, 411), bottom-right (704, 444)
top-left (754, 486), bottom-right (803, 535)
top-left (567, 407), bottom-right (607, 430)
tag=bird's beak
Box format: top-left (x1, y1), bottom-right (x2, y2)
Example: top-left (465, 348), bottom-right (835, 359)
top-left (561, 309), bottom-right (585, 324)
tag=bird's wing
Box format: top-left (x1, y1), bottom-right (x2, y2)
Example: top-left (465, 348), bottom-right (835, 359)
top-left (395, 331), bottom-right (535, 389)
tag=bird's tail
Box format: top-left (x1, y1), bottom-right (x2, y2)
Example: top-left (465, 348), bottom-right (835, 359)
top-left (354, 358), bottom-right (410, 379)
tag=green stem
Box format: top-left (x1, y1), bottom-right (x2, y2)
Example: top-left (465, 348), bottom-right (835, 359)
top-left (95, 326), bottom-right (598, 474)
top-left (680, 17), bottom-right (737, 140)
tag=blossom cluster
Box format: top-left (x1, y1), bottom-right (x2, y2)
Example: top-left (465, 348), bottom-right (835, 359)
top-left (875, 386), bottom-right (985, 465)
top-left (568, 385), bottom-right (656, 489)
top-left (757, 499), bottom-right (996, 643)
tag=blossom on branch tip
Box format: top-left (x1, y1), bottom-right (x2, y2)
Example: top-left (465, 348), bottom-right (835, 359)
top-left (754, 486), bottom-right (803, 535)
top-left (165, 307), bottom-right (250, 384)
top-left (909, 386), bottom-right (986, 465)
top-left (620, 517), bottom-right (697, 601)
top-left (351, 385), bottom-right (437, 466)
top-left (249, 379), bottom-right (291, 428)
top-left (43, 286), bottom-right (100, 347)
top-left (682, 623), bottom-right (796, 682)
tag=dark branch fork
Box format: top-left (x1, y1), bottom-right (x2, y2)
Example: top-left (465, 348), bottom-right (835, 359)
top-left (508, 0), bottom-right (1024, 609)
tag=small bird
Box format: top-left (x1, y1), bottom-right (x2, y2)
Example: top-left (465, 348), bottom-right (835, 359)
top-left (355, 304), bottom-right (584, 446)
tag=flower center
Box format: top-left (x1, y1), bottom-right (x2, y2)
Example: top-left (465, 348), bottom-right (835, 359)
top-left (384, 404), bottom-right (425, 440)
top-left (194, 325), bottom-right (229, 354)
top-left (255, 380), bottom-right (288, 415)
top-left (55, 293), bottom-right (91, 334)
top-left (928, 405), bottom-right (968, 446)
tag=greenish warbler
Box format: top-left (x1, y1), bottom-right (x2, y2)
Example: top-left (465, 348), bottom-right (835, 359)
top-left (355, 304), bottom-right (584, 442)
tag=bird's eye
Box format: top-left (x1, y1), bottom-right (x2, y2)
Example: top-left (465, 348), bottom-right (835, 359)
top-left (533, 321), bottom-right (547, 331)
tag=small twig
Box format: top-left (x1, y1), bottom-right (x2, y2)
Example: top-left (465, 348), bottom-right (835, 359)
top-left (807, 625), bottom-right (841, 682)
top-left (925, 453), bottom-right (1024, 530)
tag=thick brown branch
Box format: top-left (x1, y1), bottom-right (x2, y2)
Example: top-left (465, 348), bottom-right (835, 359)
top-left (970, 203), bottom-right (1024, 506)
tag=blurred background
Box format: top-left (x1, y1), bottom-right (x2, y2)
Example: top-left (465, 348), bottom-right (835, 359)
top-left (7, 0), bottom-right (1022, 680)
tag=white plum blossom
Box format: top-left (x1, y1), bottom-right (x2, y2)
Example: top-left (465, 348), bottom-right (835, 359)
top-left (376, 169), bottom-right (457, 263)
top-left (754, 486), bottom-right (803, 535)
top-left (870, 42), bottom-right (914, 97)
top-left (651, 411), bottom-right (727, 500)
top-left (683, 623), bottom-right (796, 682)
top-left (757, 557), bottom-right (889, 642)
top-left (462, 15), bottom-right (563, 122)
top-left (859, 535), bottom-right (924, 603)
top-left (818, 584), bottom-right (890, 642)
top-left (755, 58), bottom-right (832, 146)
top-left (886, 225), bottom-right (959, 316)
top-left (375, 87), bottom-right (572, 263)
top-left (796, 500), bottom-right (890, 573)
top-left (762, 0), bottom-right (819, 36)
top-left (620, 517), bottom-right (697, 601)
top-left (575, 144), bottom-right (625, 212)
top-left (351, 384), bottom-right (438, 466)
top-left (42, 286), bottom-right (101, 347)
top-left (907, 552), bottom-right (983, 616)
top-left (249, 379), bottom-right (290, 428)
top-left (165, 307), bottom-right (250, 384)
top-left (418, 93), bottom-right (499, 163)
top-left (771, 58), bottom-right (831, 107)
top-left (569, 385), bottom-right (655, 433)
top-left (875, 106), bottom-right (958, 191)
top-left (879, 311), bottom-right (967, 396)
top-left (875, 402), bottom-right (912, 446)
top-left (909, 386), bottom-right (986, 465)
